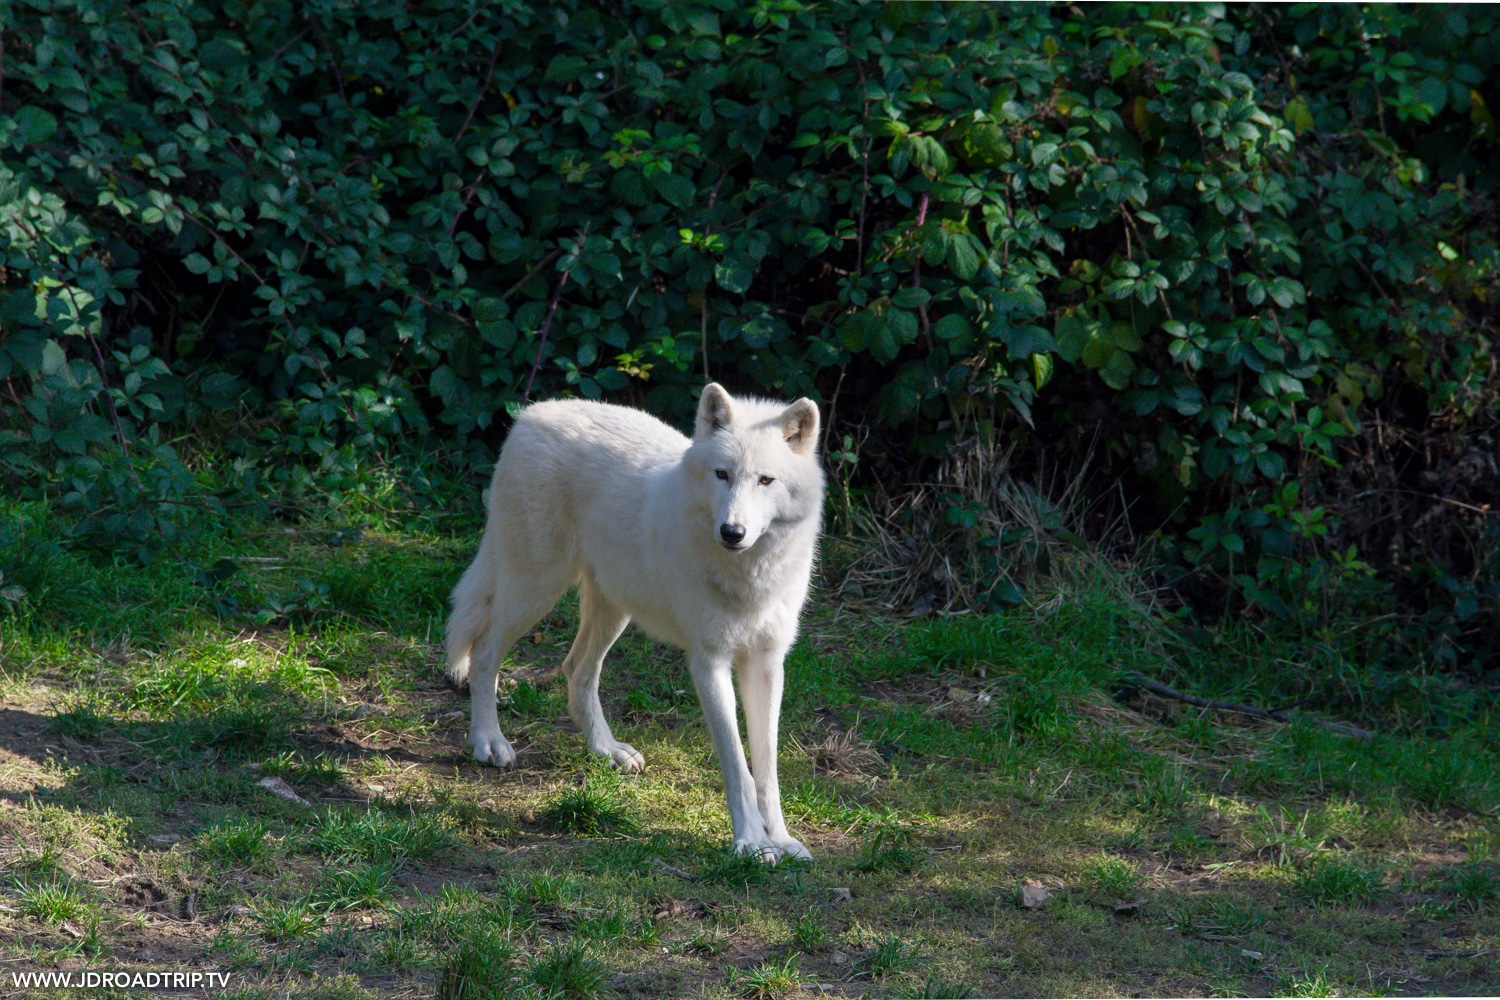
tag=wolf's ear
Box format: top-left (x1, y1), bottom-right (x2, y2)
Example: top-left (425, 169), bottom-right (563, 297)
top-left (694, 383), bottom-right (735, 440)
top-left (781, 398), bottom-right (820, 456)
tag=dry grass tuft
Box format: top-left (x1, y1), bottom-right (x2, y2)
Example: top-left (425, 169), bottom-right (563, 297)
top-left (822, 432), bottom-right (1152, 617)
top-left (789, 729), bottom-right (886, 777)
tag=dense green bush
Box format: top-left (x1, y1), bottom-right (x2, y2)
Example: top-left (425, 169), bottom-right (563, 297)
top-left (0, 2), bottom-right (1495, 667)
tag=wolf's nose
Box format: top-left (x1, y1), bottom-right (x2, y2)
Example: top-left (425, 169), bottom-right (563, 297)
top-left (719, 523), bottom-right (746, 545)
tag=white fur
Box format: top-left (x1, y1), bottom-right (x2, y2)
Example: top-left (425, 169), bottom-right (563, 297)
top-left (446, 384), bottom-right (824, 862)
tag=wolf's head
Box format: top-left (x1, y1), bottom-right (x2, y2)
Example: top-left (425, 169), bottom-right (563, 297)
top-left (685, 383), bottom-right (824, 553)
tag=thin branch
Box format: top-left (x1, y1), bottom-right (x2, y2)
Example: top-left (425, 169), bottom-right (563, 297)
top-left (306, 13), bottom-right (347, 104)
top-left (700, 297), bottom-right (710, 384)
top-left (1129, 675), bottom-right (1376, 739)
top-left (497, 248), bottom-right (565, 303)
top-left (651, 858), bottom-right (700, 883)
top-left (912, 191), bottom-right (931, 338)
top-left (853, 56), bottom-right (871, 273)
top-left (455, 40), bottom-right (505, 149)
top-left (522, 266), bottom-right (573, 402)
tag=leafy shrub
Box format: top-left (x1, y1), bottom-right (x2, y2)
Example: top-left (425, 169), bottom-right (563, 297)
top-left (0, 3), bottom-right (1495, 666)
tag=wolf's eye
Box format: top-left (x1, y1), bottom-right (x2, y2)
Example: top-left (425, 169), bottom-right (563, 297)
top-left (715, 469), bottom-right (729, 480)
top-left (758, 476), bottom-right (775, 486)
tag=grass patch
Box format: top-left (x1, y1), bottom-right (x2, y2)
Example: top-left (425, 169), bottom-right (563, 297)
top-left (1, 495), bottom-right (1497, 997)
top-left (527, 941), bottom-right (605, 999)
top-left (863, 934), bottom-right (919, 978)
top-left (791, 910), bottom-right (826, 952)
top-left (540, 769), bottom-right (635, 837)
top-left (253, 898), bottom-right (321, 941)
top-left (1080, 856), bottom-right (1142, 898)
top-left (851, 822), bottom-right (926, 875)
top-left (729, 953), bottom-right (805, 998)
top-left (438, 928), bottom-right (515, 1000)
top-left (1293, 858), bottom-right (1386, 906)
top-left (1442, 862), bottom-right (1498, 908)
top-left (315, 862), bottom-right (399, 911)
top-left (195, 817), bottom-right (274, 867)
top-left (310, 807), bottom-right (453, 865)
top-left (15, 877), bottom-right (91, 925)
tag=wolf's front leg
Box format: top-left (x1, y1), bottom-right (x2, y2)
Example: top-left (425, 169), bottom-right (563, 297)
top-left (467, 640), bottom-right (516, 767)
top-left (736, 646), bottom-right (811, 861)
top-left (689, 650), bottom-right (782, 860)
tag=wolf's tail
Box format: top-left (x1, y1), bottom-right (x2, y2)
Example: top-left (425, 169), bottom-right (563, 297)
top-left (445, 554), bottom-right (495, 686)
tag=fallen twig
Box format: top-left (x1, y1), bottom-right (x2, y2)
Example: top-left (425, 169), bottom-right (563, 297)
top-left (651, 857), bottom-right (701, 883)
top-left (1128, 675), bottom-right (1376, 739)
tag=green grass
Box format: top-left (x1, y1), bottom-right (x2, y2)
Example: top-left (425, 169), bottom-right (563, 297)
top-left (196, 816), bottom-right (274, 867)
top-left (526, 941), bottom-right (605, 999)
top-left (1081, 856), bottom-right (1142, 898)
top-left (863, 933), bottom-right (919, 978)
top-left (0, 494), bottom-right (1496, 996)
top-left (15, 878), bottom-right (91, 926)
top-left (728, 953), bottom-right (805, 999)
top-left (792, 909), bottom-right (826, 952)
top-left (540, 768), bottom-right (635, 837)
top-left (1293, 858), bottom-right (1386, 906)
top-left (310, 807), bottom-right (454, 865)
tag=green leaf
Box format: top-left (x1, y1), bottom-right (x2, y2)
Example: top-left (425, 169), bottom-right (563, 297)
top-left (1054, 313), bottom-right (1090, 363)
top-left (987, 580), bottom-right (1025, 613)
top-left (934, 314), bottom-right (971, 342)
top-left (714, 258), bottom-right (754, 294)
top-left (41, 339), bottom-right (67, 376)
top-left (1032, 352), bottom-right (1054, 389)
top-left (1106, 322), bottom-right (1142, 352)
top-left (1284, 98), bottom-right (1314, 135)
top-left (651, 172), bottom-right (695, 210)
top-left (892, 287), bottom-right (930, 310)
top-left (545, 55), bottom-right (589, 83)
top-left (947, 235), bottom-right (982, 280)
top-left (1099, 348), bottom-right (1135, 389)
top-left (12, 106), bottom-right (58, 146)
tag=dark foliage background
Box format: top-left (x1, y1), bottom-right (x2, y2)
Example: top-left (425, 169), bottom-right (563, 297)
top-left (1, 2), bottom-right (1496, 676)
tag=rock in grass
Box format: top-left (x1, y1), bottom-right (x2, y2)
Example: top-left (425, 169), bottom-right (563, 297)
top-left (256, 776), bottom-right (308, 805)
top-left (1020, 879), bottom-right (1051, 909)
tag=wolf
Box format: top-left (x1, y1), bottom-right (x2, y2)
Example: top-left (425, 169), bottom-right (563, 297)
top-left (445, 384), bottom-right (824, 861)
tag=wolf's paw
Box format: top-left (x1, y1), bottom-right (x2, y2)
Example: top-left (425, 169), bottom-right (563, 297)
top-left (770, 836), bottom-right (812, 862)
top-left (732, 837), bottom-right (807, 864)
top-left (469, 728), bottom-right (516, 768)
top-left (596, 741), bottom-right (645, 773)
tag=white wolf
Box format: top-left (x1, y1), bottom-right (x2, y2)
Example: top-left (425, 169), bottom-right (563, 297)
top-left (445, 384), bottom-right (824, 861)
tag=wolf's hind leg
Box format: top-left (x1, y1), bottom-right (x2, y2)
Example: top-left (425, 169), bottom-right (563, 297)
top-left (563, 574), bottom-right (640, 771)
top-left (468, 570), bottom-right (569, 767)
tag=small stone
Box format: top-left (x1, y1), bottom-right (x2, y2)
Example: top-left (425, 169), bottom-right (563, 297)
top-left (366, 783), bottom-right (387, 793)
top-left (1240, 949), bottom-right (1263, 961)
top-left (150, 834), bottom-right (181, 844)
top-left (831, 950), bottom-right (848, 966)
top-left (228, 905), bottom-right (253, 917)
top-left (828, 887), bottom-right (852, 904)
top-left (256, 776), bottom-right (309, 805)
top-left (521, 809), bottom-right (537, 823)
top-left (1020, 879), bottom-right (1051, 909)
top-left (134, 949), bottom-right (154, 961)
